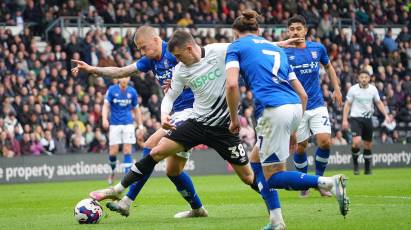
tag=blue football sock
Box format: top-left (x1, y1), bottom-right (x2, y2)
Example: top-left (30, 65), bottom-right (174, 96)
top-left (141, 147), bottom-right (151, 158)
top-left (108, 155), bottom-right (116, 171)
top-left (293, 152), bottom-right (308, 174)
top-left (126, 148), bottom-right (151, 201)
top-left (123, 154), bottom-right (133, 173)
top-left (168, 172), bottom-right (203, 209)
top-left (268, 171), bottom-right (319, 191)
top-left (315, 148), bottom-right (330, 176)
top-left (251, 162), bottom-right (281, 210)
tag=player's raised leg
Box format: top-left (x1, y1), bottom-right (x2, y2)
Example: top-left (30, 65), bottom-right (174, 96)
top-left (108, 114), bottom-right (206, 217)
top-left (294, 140), bottom-right (309, 197)
top-left (90, 136), bottom-right (185, 201)
top-left (312, 113), bottom-right (333, 197)
top-left (106, 129), bottom-right (164, 216)
top-left (258, 106), bottom-right (349, 221)
top-left (294, 112), bottom-right (310, 197)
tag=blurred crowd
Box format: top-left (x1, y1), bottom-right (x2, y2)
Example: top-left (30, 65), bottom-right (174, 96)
top-left (1, 0), bottom-right (410, 32)
top-left (0, 0), bottom-right (410, 158)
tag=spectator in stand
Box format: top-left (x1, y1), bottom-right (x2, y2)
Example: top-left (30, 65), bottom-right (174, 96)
top-left (40, 130), bottom-right (56, 154)
top-left (67, 113), bottom-right (86, 134)
top-left (29, 133), bottom-right (45, 156)
top-left (383, 29), bottom-right (398, 53)
top-left (239, 117), bottom-right (255, 151)
top-left (54, 129), bottom-right (68, 154)
top-left (147, 94), bottom-right (161, 122)
top-left (331, 130), bottom-right (348, 146)
top-left (0, 0), bottom-right (410, 158)
top-left (0, 131), bottom-right (18, 158)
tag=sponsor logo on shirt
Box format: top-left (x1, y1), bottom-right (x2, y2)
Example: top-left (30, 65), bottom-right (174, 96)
top-left (155, 69), bottom-right (173, 81)
top-left (113, 98), bottom-right (132, 106)
top-left (164, 59), bottom-right (170, 68)
top-left (290, 61), bottom-right (319, 74)
top-left (190, 68), bottom-right (222, 90)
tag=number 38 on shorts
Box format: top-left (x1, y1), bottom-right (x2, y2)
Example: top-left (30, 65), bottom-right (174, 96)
top-left (228, 144), bottom-right (246, 159)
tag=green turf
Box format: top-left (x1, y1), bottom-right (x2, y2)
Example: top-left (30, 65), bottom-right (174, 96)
top-left (0, 168), bottom-right (410, 230)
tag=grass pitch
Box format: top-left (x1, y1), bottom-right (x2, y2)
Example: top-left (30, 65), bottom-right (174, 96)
top-left (0, 168), bottom-right (410, 230)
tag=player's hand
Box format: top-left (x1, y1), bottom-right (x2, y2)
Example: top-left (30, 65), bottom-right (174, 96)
top-left (276, 38), bottom-right (304, 48)
top-left (229, 118), bottom-right (240, 134)
top-left (71, 59), bottom-right (93, 75)
top-left (102, 119), bottom-right (109, 130)
top-left (289, 133), bottom-right (297, 153)
top-left (162, 79), bottom-right (171, 93)
top-left (332, 89), bottom-right (343, 108)
top-left (384, 115), bottom-right (391, 124)
top-left (161, 114), bottom-right (176, 130)
top-left (342, 119), bottom-right (349, 130)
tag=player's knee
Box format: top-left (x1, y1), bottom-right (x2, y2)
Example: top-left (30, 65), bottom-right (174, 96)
top-left (143, 140), bottom-right (156, 149)
top-left (166, 160), bottom-right (185, 177)
top-left (364, 141), bottom-right (372, 149)
top-left (318, 138), bottom-right (331, 149)
top-left (296, 142), bottom-right (307, 154)
top-left (241, 174), bottom-right (255, 185)
top-left (352, 138), bottom-right (361, 148)
top-left (166, 168), bottom-right (182, 177)
top-left (149, 147), bottom-right (167, 162)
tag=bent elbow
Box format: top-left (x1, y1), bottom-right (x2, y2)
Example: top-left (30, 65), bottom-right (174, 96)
top-left (301, 91), bottom-right (308, 102)
top-left (226, 82), bottom-right (237, 92)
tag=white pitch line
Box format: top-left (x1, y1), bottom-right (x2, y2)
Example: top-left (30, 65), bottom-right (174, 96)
top-left (355, 195), bottom-right (411, 200)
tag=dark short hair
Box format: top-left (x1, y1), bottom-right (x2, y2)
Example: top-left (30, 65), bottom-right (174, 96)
top-left (359, 70), bottom-right (370, 76)
top-left (287, 15), bottom-right (307, 27)
top-left (232, 10), bottom-right (261, 33)
top-left (167, 30), bottom-right (195, 53)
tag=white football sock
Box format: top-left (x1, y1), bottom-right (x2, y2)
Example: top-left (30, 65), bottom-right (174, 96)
top-left (269, 208), bottom-right (284, 225)
top-left (317, 177), bottom-right (333, 190)
top-left (122, 195), bottom-right (133, 207)
top-left (114, 183), bottom-right (125, 193)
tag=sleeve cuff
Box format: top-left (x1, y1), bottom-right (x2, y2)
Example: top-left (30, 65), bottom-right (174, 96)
top-left (225, 61), bottom-right (239, 70)
top-left (288, 72), bottom-right (297, 81)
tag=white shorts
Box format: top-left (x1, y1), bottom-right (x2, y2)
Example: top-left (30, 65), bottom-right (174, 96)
top-left (109, 124), bottom-right (136, 146)
top-left (256, 104), bottom-right (302, 166)
top-left (296, 106), bottom-right (332, 143)
top-left (167, 108), bottom-right (194, 159)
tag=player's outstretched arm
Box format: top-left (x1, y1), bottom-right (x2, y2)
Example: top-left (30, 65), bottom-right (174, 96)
top-left (289, 78), bottom-right (308, 114)
top-left (324, 63), bottom-right (343, 108)
top-left (160, 71), bottom-right (185, 131)
top-left (273, 37), bottom-right (304, 48)
top-left (376, 100), bottom-right (389, 122)
top-left (225, 67), bottom-right (241, 134)
top-left (102, 101), bottom-right (110, 130)
top-left (342, 101), bottom-right (351, 130)
top-left (71, 60), bottom-right (138, 79)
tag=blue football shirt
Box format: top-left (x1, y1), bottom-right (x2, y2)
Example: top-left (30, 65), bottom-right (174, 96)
top-left (136, 41), bottom-right (194, 112)
top-left (284, 41), bottom-right (330, 110)
top-left (104, 85), bottom-right (138, 125)
top-left (226, 35), bottom-right (300, 119)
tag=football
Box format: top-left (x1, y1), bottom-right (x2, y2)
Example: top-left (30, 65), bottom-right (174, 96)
top-left (74, 198), bottom-right (104, 224)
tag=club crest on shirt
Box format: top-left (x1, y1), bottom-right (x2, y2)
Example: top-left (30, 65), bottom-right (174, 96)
top-left (311, 51), bottom-right (318, 59)
top-left (127, 93), bottom-right (131, 98)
